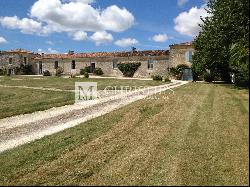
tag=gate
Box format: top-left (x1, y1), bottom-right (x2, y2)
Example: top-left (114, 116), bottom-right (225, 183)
top-left (182, 68), bottom-right (193, 81)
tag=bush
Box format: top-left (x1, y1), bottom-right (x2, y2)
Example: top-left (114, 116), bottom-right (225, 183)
top-left (80, 66), bottom-right (91, 75)
top-left (43, 70), bottom-right (51, 76)
top-left (152, 75), bottom-right (163, 81)
top-left (84, 72), bottom-right (89, 78)
top-left (56, 67), bottom-right (64, 77)
top-left (117, 62), bottom-right (141, 77)
top-left (203, 72), bottom-right (214, 82)
top-left (230, 42), bottom-right (249, 87)
top-left (164, 76), bottom-right (171, 82)
top-left (170, 64), bottom-right (190, 80)
top-left (0, 68), bottom-right (7, 75)
top-left (20, 64), bottom-right (33, 75)
top-left (93, 68), bottom-right (104, 76)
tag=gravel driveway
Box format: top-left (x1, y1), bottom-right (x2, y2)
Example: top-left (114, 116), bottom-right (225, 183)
top-left (0, 81), bottom-right (188, 153)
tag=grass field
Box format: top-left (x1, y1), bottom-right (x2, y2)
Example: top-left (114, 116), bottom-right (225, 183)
top-left (0, 76), bottom-right (165, 90)
top-left (0, 87), bottom-right (74, 119)
top-left (0, 76), bottom-right (167, 119)
top-left (0, 83), bottom-right (248, 185)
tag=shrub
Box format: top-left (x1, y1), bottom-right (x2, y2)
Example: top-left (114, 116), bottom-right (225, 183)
top-left (164, 76), bottom-right (171, 82)
top-left (14, 67), bottom-right (21, 75)
top-left (203, 72), bottom-right (214, 82)
top-left (152, 75), bottom-right (163, 81)
top-left (170, 64), bottom-right (190, 80)
top-left (84, 72), bottom-right (89, 78)
top-left (80, 66), bottom-right (91, 75)
top-left (56, 67), bottom-right (64, 77)
top-left (230, 42), bottom-right (249, 87)
top-left (117, 62), bottom-right (141, 77)
top-left (20, 64), bottom-right (33, 75)
top-left (93, 68), bottom-right (104, 75)
top-left (43, 70), bottom-right (51, 76)
top-left (0, 68), bottom-right (7, 75)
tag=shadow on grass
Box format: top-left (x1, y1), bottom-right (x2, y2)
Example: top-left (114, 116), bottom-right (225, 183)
top-left (213, 82), bottom-right (249, 91)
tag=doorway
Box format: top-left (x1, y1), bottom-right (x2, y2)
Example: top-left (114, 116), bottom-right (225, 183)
top-left (90, 62), bottom-right (95, 73)
top-left (38, 62), bottom-right (43, 74)
top-left (182, 68), bottom-right (193, 81)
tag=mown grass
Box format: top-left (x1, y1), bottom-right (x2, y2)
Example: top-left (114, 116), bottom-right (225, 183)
top-left (0, 76), bottom-right (165, 90)
top-left (0, 83), bottom-right (248, 185)
top-left (0, 87), bottom-right (74, 119)
top-left (0, 76), bottom-right (167, 118)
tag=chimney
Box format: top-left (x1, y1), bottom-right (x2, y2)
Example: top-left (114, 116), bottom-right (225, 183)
top-left (131, 47), bottom-right (137, 53)
top-left (68, 50), bottom-right (74, 55)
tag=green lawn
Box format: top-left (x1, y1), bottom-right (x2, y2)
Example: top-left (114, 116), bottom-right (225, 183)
top-left (0, 76), bottom-right (166, 90)
top-left (0, 87), bottom-right (74, 119)
top-left (0, 76), bottom-right (167, 119)
top-left (0, 83), bottom-right (248, 185)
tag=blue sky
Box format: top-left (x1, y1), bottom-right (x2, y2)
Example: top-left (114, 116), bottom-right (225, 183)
top-left (0, 0), bottom-right (207, 53)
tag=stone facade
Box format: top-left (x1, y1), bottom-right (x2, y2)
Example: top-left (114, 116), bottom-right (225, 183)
top-left (0, 49), bottom-right (38, 74)
top-left (0, 42), bottom-right (194, 78)
top-left (35, 53), bottom-right (170, 78)
top-left (169, 42), bottom-right (194, 67)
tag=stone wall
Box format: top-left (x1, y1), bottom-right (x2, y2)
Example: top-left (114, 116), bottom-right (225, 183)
top-left (169, 45), bottom-right (194, 67)
top-left (0, 54), bottom-right (22, 69)
top-left (0, 52), bottom-right (37, 70)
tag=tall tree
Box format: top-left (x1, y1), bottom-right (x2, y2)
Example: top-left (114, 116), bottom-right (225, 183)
top-left (192, 0), bottom-right (249, 84)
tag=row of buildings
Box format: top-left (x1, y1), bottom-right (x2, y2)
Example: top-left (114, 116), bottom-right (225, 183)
top-left (0, 42), bottom-right (194, 80)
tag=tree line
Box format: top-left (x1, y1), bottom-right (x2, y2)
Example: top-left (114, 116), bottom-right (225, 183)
top-left (192, 0), bottom-right (249, 87)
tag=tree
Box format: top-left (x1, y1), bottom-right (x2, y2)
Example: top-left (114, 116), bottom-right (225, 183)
top-left (192, 0), bottom-right (249, 85)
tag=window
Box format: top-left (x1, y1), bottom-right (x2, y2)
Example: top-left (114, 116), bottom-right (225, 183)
top-left (148, 59), bottom-right (154, 69)
top-left (54, 61), bottom-right (59, 69)
top-left (113, 59), bottom-right (118, 69)
top-left (185, 51), bottom-right (193, 62)
top-left (9, 58), bottom-right (12, 64)
top-left (24, 57), bottom-right (27, 64)
top-left (39, 61), bottom-right (43, 74)
top-left (71, 60), bottom-right (76, 69)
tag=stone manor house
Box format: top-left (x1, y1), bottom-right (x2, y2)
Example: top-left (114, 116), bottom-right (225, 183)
top-left (0, 42), bottom-right (194, 80)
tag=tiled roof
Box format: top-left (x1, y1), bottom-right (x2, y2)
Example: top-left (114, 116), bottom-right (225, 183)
top-left (40, 50), bottom-right (169, 59)
top-left (5, 49), bottom-right (34, 54)
top-left (170, 41), bottom-right (193, 46)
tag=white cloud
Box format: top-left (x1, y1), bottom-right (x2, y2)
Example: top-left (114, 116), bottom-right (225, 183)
top-left (0, 16), bottom-right (42, 34)
top-left (38, 48), bottom-right (59, 54)
top-left (71, 31), bottom-right (88, 41)
top-left (114, 38), bottom-right (138, 47)
top-left (174, 5), bottom-right (209, 37)
top-left (30, 0), bottom-right (134, 34)
top-left (177, 0), bottom-right (189, 7)
top-left (0, 0), bottom-right (135, 43)
top-left (90, 31), bottom-right (113, 45)
top-left (152, 34), bottom-right (168, 43)
top-left (100, 5), bottom-right (135, 32)
top-left (0, 36), bottom-right (7, 44)
top-left (46, 40), bottom-right (54, 45)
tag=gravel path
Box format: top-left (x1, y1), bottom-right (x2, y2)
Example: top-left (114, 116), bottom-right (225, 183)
top-left (0, 81), bottom-right (188, 153)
